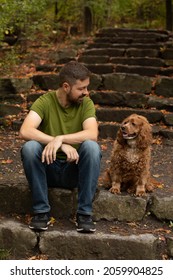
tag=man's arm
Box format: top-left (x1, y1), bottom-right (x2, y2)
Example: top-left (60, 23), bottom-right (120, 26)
top-left (42, 117), bottom-right (98, 164)
top-left (62, 117), bottom-right (98, 144)
top-left (19, 110), bottom-right (54, 144)
top-left (20, 111), bottom-right (98, 164)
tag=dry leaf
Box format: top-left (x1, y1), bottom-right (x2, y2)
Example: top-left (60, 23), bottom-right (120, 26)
top-left (1, 159), bottom-right (13, 164)
top-left (101, 144), bottom-right (108, 151)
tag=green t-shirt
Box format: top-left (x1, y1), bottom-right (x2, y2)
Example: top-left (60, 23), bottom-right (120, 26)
top-left (31, 91), bottom-right (96, 158)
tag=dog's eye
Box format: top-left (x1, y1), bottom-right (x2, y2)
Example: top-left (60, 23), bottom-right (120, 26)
top-left (132, 122), bottom-right (136, 126)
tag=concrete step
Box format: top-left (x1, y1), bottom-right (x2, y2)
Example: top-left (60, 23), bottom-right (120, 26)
top-left (1, 217), bottom-right (173, 259)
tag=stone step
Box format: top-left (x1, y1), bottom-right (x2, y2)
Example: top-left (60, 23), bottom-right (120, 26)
top-left (1, 218), bottom-right (173, 259)
top-left (36, 63), bottom-right (171, 77)
top-left (98, 121), bottom-right (173, 139)
top-left (1, 137), bottom-right (173, 221)
top-left (93, 37), bottom-right (166, 44)
top-left (83, 47), bottom-right (160, 57)
top-left (96, 107), bottom-right (164, 123)
top-left (98, 27), bottom-right (169, 34)
top-left (87, 43), bottom-right (164, 50)
top-left (85, 64), bottom-right (161, 76)
top-left (96, 31), bottom-right (168, 38)
top-left (97, 28), bottom-right (169, 36)
top-left (95, 28), bottom-right (169, 41)
top-left (91, 91), bottom-right (173, 111)
top-left (1, 180), bottom-right (173, 223)
top-left (80, 56), bottom-right (166, 67)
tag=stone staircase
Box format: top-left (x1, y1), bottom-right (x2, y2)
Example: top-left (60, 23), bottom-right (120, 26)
top-left (1, 28), bottom-right (173, 138)
top-left (1, 28), bottom-right (173, 260)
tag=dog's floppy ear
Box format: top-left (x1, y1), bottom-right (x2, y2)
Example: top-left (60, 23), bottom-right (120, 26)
top-left (116, 127), bottom-right (126, 146)
top-left (137, 118), bottom-right (153, 149)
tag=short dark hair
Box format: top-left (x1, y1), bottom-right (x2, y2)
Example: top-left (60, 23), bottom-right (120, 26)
top-left (59, 61), bottom-right (90, 87)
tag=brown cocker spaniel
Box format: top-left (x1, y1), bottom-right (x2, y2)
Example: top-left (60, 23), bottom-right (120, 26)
top-left (107, 114), bottom-right (153, 196)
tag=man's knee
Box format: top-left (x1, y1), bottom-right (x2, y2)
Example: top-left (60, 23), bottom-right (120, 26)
top-left (21, 140), bottom-right (43, 159)
top-left (80, 140), bottom-right (101, 158)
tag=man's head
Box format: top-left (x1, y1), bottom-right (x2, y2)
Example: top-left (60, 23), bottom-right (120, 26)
top-left (59, 61), bottom-right (90, 87)
top-left (59, 61), bottom-right (91, 105)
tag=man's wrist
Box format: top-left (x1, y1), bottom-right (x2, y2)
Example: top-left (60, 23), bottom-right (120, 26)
top-left (55, 135), bottom-right (64, 143)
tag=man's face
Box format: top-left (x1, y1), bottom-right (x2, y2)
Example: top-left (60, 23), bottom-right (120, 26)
top-left (67, 78), bottom-right (90, 105)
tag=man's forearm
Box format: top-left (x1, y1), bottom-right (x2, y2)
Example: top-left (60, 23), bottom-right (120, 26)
top-left (19, 127), bottom-right (54, 144)
top-left (60, 129), bottom-right (98, 145)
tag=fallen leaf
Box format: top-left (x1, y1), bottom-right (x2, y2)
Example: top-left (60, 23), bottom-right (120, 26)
top-left (50, 216), bottom-right (56, 225)
top-left (101, 144), bottom-right (108, 151)
top-left (28, 254), bottom-right (48, 260)
top-left (1, 159), bottom-right (13, 164)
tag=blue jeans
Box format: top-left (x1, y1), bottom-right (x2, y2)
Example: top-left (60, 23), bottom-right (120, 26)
top-left (21, 140), bottom-right (101, 216)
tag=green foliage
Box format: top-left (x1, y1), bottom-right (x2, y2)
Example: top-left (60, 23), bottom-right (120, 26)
top-left (0, 0), bottom-right (169, 47)
top-left (0, 0), bottom-right (49, 40)
top-left (106, 0), bottom-right (166, 28)
top-left (0, 48), bottom-right (20, 75)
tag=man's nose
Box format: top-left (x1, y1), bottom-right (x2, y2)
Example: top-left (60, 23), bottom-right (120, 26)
top-left (83, 88), bottom-right (89, 96)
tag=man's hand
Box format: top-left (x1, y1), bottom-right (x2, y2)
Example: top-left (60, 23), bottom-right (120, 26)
top-left (61, 144), bottom-right (79, 164)
top-left (42, 136), bottom-right (63, 164)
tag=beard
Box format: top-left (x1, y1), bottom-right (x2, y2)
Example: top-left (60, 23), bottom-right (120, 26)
top-left (67, 91), bottom-right (85, 105)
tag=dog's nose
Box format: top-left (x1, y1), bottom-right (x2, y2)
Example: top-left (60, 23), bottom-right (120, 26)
top-left (121, 125), bottom-right (125, 131)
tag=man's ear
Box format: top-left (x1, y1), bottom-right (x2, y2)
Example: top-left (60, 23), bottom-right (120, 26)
top-left (62, 82), bottom-right (70, 92)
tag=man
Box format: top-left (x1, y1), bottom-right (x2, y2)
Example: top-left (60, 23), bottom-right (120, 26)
top-left (20, 61), bottom-right (101, 233)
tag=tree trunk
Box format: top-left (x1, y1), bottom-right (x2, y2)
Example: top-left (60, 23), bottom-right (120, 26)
top-left (166, 0), bottom-right (172, 31)
top-left (54, 0), bottom-right (58, 22)
top-left (84, 6), bottom-right (92, 35)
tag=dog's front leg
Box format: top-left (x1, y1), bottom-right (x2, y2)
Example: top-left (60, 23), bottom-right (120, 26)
top-left (136, 184), bottom-right (146, 196)
top-left (109, 181), bottom-right (121, 194)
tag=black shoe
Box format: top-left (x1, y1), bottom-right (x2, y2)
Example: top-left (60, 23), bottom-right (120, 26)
top-left (76, 214), bottom-right (96, 233)
top-left (29, 213), bottom-right (51, 231)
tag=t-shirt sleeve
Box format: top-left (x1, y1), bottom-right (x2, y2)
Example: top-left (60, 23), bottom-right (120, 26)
top-left (30, 95), bottom-right (46, 120)
top-left (82, 97), bottom-right (96, 123)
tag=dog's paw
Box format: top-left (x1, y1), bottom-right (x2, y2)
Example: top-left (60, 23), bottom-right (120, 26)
top-left (109, 187), bottom-right (121, 194)
top-left (136, 185), bottom-right (146, 196)
top-left (135, 190), bottom-right (146, 197)
top-left (109, 183), bottom-right (121, 194)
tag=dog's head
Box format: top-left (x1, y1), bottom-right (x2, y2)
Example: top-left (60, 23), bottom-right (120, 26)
top-left (117, 114), bottom-right (152, 149)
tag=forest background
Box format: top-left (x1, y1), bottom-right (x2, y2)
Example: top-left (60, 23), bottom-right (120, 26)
top-left (0, 0), bottom-right (173, 75)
